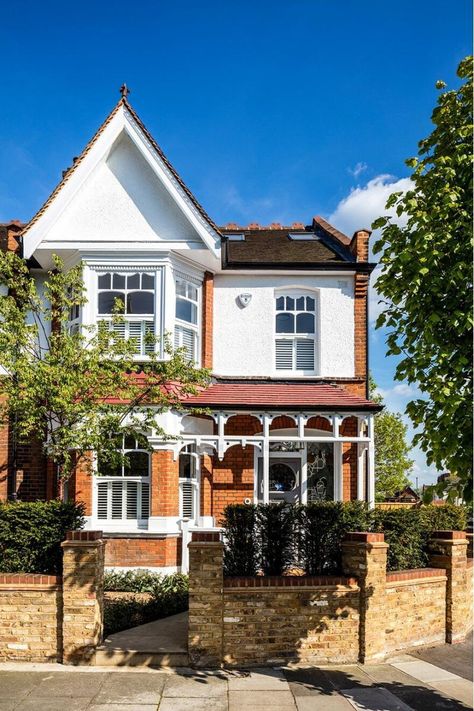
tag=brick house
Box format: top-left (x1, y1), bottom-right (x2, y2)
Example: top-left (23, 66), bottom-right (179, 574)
top-left (0, 96), bottom-right (381, 571)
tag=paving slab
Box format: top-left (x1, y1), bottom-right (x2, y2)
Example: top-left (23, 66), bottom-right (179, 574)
top-left (322, 665), bottom-right (375, 690)
top-left (102, 610), bottom-right (188, 653)
top-left (295, 695), bottom-right (354, 710)
top-left (162, 672), bottom-right (228, 697)
top-left (33, 671), bottom-right (108, 698)
top-left (89, 705), bottom-right (158, 711)
top-left (0, 702), bottom-right (18, 711)
top-left (392, 661), bottom-right (460, 683)
top-left (0, 671), bottom-right (48, 698)
top-left (427, 679), bottom-right (473, 707)
top-left (363, 664), bottom-right (431, 687)
top-left (341, 686), bottom-right (414, 711)
top-left (409, 632), bottom-right (473, 682)
top-left (228, 689), bottom-right (296, 709)
top-left (383, 683), bottom-right (469, 711)
top-left (15, 698), bottom-right (92, 711)
top-left (227, 667), bottom-right (289, 691)
top-left (159, 698), bottom-right (228, 711)
top-left (93, 671), bottom-right (166, 703)
top-left (283, 667), bottom-right (336, 696)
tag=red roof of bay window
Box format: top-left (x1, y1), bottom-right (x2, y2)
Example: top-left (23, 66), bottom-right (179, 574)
top-left (180, 382), bottom-right (381, 411)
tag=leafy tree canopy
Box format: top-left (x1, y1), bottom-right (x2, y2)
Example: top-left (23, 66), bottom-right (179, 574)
top-left (370, 377), bottom-right (413, 502)
top-left (372, 57), bottom-right (473, 503)
top-left (0, 252), bottom-right (209, 483)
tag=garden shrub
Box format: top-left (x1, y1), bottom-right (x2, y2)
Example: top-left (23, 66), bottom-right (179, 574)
top-left (297, 501), bottom-right (370, 575)
top-left (221, 502), bottom-right (468, 576)
top-left (103, 570), bottom-right (189, 636)
top-left (221, 504), bottom-right (258, 576)
top-left (257, 503), bottom-right (295, 575)
top-left (0, 500), bottom-right (84, 574)
top-left (373, 504), bottom-right (468, 571)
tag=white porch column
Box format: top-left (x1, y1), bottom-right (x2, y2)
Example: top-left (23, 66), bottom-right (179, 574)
top-left (262, 414), bottom-right (270, 504)
top-left (357, 417), bottom-right (366, 501)
top-left (332, 415), bottom-right (343, 501)
top-left (367, 414), bottom-right (375, 508)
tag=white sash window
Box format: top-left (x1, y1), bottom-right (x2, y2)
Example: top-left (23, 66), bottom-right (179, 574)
top-left (174, 277), bottom-right (199, 363)
top-left (275, 293), bottom-right (317, 374)
top-left (95, 435), bottom-right (150, 523)
top-left (97, 271), bottom-right (155, 357)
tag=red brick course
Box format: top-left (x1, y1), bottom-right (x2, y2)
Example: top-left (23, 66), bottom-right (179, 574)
top-left (224, 575), bottom-right (358, 588)
top-left (201, 271), bottom-right (213, 369)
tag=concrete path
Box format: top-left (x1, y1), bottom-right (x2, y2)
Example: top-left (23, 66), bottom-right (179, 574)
top-left (0, 653), bottom-right (471, 711)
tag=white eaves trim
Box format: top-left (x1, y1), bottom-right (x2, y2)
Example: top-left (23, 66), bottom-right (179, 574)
top-left (22, 103), bottom-right (221, 259)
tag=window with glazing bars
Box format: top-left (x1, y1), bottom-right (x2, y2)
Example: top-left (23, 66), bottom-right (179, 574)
top-left (97, 271), bottom-right (155, 356)
top-left (174, 277), bottom-right (199, 362)
top-left (96, 435), bottom-right (150, 520)
top-left (275, 294), bottom-right (316, 372)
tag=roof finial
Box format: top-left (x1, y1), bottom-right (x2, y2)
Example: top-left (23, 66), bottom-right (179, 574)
top-left (119, 84), bottom-right (130, 99)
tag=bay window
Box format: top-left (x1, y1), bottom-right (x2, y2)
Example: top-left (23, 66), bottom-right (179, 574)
top-left (275, 293), bottom-right (317, 373)
top-left (174, 277), bottom-right (199, 363)
top-left (97, 271), bottom-right (155, 356)
top-left (96, 435), bottom-right (150, 523)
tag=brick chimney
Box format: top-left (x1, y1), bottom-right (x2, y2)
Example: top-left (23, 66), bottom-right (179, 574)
top-left (350, 229), bottom-right (371, 262)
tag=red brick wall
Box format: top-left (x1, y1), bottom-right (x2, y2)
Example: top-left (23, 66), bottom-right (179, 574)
top-left (201, 271), bottom-right (213, 369)
top-left (354, 273), bottom-right (369, 390)
top-left (104, 536), bottom-right (181, 568)
top-left (69, 453), bottom-right (93, 516)
top-left (341, 417), bottom-right (358, 501)
top-left (0, 408), bottom-right (8, 501)
top-left (151, 449), bottom-right (179, 517)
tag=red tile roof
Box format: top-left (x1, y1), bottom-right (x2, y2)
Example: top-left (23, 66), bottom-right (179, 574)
top-left (181, 382), bottom-right (381, 411)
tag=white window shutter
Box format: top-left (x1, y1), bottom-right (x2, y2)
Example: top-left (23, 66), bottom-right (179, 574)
top-left (296, 339), bottom-right (315, 370)
top-left (111, 482), bottom-right (123, 519)
top-left (126, 482), bottom-right (138, 519)
top-left (97, 482), bottom-right (108, 520)
top-left (128, 322), bottom-right (142, 354)
top-left (181, 480), bottom-right (194, 518)
top-left (175, 326), bottom-right (196, 362)
top-left (141, 483), bottom-right (150, 518)
top-left (144, 321), bottom-right (155, 354)
top-left (111, 321), bottom-right (126, 345)
top-left (275, 339), bottom-right (293, 370)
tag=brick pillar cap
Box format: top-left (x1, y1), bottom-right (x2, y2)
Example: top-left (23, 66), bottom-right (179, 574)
top-left (345, 532), bottom-right (385, 543)
top-left (431, 530), bottom-right (467, 540)
top-left (65, 530), bottom-right (103, 542)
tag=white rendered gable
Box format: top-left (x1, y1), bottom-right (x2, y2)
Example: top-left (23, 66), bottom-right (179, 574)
top-left (22, 103), bottom-right (221, 261)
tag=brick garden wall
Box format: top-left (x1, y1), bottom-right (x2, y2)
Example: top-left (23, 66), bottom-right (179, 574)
top-left (0, 531), bottom-right (105, 664)
top-left (384, 569), bottom-right (447, 654)
top-left (0, 574), bottom-right (62, 661)
top-left (104, 535), bottom-right (180, 569)
top-left (222, 577), bottom-right (360, 666)
top-left (188, 530), bottom-right (472, 667)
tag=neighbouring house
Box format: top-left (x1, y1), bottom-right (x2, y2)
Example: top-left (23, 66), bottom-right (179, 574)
top-left (0, 95), bottom-right (382, 572)
top-left (386, 486), bottom-right (420, 504)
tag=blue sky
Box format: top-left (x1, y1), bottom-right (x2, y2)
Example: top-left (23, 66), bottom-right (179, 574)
top-left (1, 0), bottom-right (471, 485)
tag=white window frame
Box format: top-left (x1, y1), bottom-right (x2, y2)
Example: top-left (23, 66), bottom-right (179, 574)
top-left (96, 269), bottom-right (158, 358)
top-left (273, 289), bottom-right (319, 376)
top-left (93, 438), bottom-right (151, 530)
top-left (174, 274), bottom-right (201, 366)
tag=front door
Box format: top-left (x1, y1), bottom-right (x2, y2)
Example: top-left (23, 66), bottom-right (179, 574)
top-left (257, 456), bottom-right (301, 504)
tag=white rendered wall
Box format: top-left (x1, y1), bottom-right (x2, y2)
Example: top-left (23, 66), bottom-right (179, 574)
top-left (213, 274), bottom-right (354, 377)
top-left (46, 133), bottom-right (202, 245)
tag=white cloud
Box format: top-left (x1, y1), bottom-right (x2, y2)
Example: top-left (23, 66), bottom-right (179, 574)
top-left (221, 186), bottom-right (275, 220)
top-left (347, 161), bottom-right (368, 178)
top-left (328, 174), bottom-right (412, 240)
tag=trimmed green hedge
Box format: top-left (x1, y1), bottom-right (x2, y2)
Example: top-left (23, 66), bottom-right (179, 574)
top-left (103, 570), bottom-right (189, 636)
top-left (0, 500), bottom-right (85, 574)
top-left (221, 502), bottom-right (467, 576)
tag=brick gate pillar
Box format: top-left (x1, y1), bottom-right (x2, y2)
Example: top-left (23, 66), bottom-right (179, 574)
top-left (428, 531), bottom-right (469, 644)
top-left (342, 532), bottom-right (388, 663)
top-left (61, 531), bottom-right (105, 664)
top-left (188, 532), bottom-right (224, 667)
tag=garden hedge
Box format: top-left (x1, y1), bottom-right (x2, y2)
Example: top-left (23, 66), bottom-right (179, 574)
top-left (0, 500), bottom-right (85, 574)
top-left (221, 502), bottom-right (467, 576)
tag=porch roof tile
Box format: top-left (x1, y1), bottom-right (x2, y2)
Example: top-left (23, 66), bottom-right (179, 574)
top-left (181, 382), bottom-right (382, 411)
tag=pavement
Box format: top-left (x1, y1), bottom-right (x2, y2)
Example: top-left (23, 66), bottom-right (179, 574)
top-left (0, 636), bottom-right (472, 711)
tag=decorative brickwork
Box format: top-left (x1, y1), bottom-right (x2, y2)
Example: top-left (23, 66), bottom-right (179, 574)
top-left (354, 273), bottom-right (369, 387)
top-left (61, 531), bottom-right (105, 664)
top-left (428, 531), bottom-right (469, 643)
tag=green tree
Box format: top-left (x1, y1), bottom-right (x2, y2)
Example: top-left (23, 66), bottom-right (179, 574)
top-left (370, 378), bottom-right (413, 501)
top-left (372, 57), bottom-right (473, 502)
top-left (0, 252), bottom-right (209, 489)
